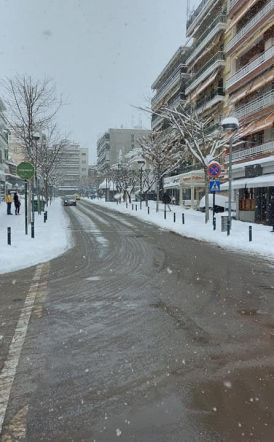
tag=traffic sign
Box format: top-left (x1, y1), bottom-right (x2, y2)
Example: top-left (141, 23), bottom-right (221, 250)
top-left (207, 161), bottom-right (222, 178)
top-left (209, 180), bottom-right (221, 192)
top-left (17, 162), bottom-right (35, 180)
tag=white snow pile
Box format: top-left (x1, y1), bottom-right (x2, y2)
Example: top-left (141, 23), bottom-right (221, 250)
top-left (0, 198), bottom-right (72, 274)
top-left (85, 198), bottom-right (274, 261)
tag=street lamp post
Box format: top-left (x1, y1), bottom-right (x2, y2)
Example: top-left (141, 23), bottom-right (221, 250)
top-left (221, 117), bottom-right (239, 236)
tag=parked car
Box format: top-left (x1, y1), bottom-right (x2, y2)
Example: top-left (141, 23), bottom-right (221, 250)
top-left (63, 197), bottom-right (76, 206)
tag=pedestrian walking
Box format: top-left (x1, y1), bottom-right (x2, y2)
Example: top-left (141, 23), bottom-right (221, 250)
top-left (14, 191), bottom-right (21, 215)
top-left (5, 190), bottom-right (13, 215)
top-left (162, 192), bottom-right (172, 211)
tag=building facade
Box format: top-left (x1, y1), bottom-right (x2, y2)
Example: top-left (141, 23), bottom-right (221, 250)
top-left (56, 141), bottom-right (89, 195)
top-left (224, 0), bottom-right (274, 223)
top-left (96, 128), bottom-right (151, 172)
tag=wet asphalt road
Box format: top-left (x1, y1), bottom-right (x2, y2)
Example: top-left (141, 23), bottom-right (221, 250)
top-left (1, 200), bottom-right (274, 441)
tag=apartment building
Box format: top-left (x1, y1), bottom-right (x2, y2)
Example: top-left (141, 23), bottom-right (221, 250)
top-left (96, 128), bottom-right (150, 172)
top-left (151, 46), bottom-right (190, 131)
top-left (224, 0), bottom-right (274, 222)
top-left (56, 141), bottom-right (89, 195)
top-left (180, 0), bottom-right (228, 208)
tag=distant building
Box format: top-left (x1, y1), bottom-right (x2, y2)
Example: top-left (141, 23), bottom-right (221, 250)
top-left (56, 141), bottom-right (89, 195)
top-left (96, 128), bottom-right (151, 172)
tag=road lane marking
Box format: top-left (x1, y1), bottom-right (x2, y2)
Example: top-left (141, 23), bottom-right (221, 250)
top-left (0, 264), bottom-right (44, 435)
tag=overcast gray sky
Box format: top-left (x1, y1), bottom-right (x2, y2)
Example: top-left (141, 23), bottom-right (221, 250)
top-left (0, 0), bottom-right (198, 163)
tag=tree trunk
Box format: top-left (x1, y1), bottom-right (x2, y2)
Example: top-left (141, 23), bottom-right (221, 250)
top-left (156, 181), bottom-right (160, 212)
top-left (204, 168), bottom-right (210, 224)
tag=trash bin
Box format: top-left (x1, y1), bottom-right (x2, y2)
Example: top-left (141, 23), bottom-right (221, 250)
top-left (221, 215), bottom-right (229, 232)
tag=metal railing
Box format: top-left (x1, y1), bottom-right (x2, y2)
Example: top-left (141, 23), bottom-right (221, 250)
top-left (228, 0), bottom-right (243, 11)
top-left (195, 88), bottom-right (224, 111)
top-left (224, 141), bottom-right (274, 162)
top-left (187, 0), bottom-right (216, 31)
top-left (235, 90), bottom-right (274, 119)
top-left (226, 45), bottom-right (274, 89)
top-left (151, 67), bottom-right (187, 106)
top-left (187, 15), bottom-right (226, 64)
top-left (226, 1), bottom-right (274, 52)
top-left (186, 52), bottom-right (225, 93)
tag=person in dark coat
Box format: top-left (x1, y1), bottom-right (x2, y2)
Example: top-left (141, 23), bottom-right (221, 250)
top-left (162, 192), bottom-right (172, 211)
top-left (266, 195), bottom-right (274, 232)
top-left (13, 192), bottom-right (21, 215)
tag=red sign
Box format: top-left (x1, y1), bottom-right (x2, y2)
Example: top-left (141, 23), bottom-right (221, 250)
top-left (207, 161), bottom-right (222, 178)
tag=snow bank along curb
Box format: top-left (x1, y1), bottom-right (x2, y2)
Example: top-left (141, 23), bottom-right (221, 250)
top-left (84, 198), bottom-right (274, 262)
top-left (0, 198), bottom-right (73, 274)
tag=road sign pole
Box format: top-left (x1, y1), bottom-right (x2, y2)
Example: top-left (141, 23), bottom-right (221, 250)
top-left (212, 191), bottom-right (216, 229)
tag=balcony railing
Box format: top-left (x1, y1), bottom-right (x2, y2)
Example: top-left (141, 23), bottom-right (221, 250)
top-left (235, 90), bottom-right (274, 119)
top-left (187, 15), bottom-right (226, 65)
top-left (224, 140), bottom-right (274, 162)
top-left (196, 89), bottom-right (225, 113)
top-left (151, 68), bottom-right (187, 106)
top-left (186, 51), bottom-right (225, 94)
top-left (226, 45), bottom-right (274, 89)
top-left (187, 0), bottom-right (216, 33)
top-left (225, 0), bottom-right (274, 53)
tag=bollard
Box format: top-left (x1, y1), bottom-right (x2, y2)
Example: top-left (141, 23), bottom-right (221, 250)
top-left (132, 204), bottom-right (134, 210)
top-left (249, 225), bottom-right (252, 242)
top-left (164, 209), bottom-right (166, 220)
top-left (7, 227), bottom-right (11, 245)
top-left (173, 212), bottom-right (176, 223)
top-left (44, 212), bottom-right (47, 223)
top-left (213, 217), bottom-right (216, 231)
top-left (135, 204), bottom-right (137, 211)
top-left (117, 200), bottom-right (119, 205)
top-left (148, 206), bottom-right (150, 215)
top-left (126, 202), bottom-right (128, 209)
top-left (182, 213), bottom-right (185, 224)
top-left (45, 211), bottom-right (48, 221)
top-left (31, 221), bottom-right (35, 238)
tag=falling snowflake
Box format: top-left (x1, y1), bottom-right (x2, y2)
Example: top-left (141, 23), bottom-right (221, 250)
top-left (116, 428), bottom-right (122, 437)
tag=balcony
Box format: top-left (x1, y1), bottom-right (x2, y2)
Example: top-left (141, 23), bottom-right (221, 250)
top-left (187, 15), bottom-right (226, 65)
top-left (224, 140), bottom-right (274, 162)
top-left (186, 0), bottom-right (216, 36)
top-left (151, 67), bottom-right (187, 106)
top-left (225, 1), bottom-right (274, 53)
top-left (235, 90), bottom-right (274, 119)
top-left (226, 45), bottom-right (274, 89)
top-left (195, 88), bottom-right (225, 114)
top-left (151, 113), bottom-right (164, 129)
top-left (186, 51), bottom-right (225, 95)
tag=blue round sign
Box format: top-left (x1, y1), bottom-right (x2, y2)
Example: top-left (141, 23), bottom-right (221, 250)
top-left (207, 161), bottom-right (221, 178)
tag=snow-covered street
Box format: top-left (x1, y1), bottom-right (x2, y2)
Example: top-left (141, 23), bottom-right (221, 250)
top-left (84, 198), bottom-right (274, 262)
top-left (0, 198), bottom-right (72, 274)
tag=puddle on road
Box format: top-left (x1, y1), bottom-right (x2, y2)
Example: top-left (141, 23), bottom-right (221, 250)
top-left (189, 365), bottom-right (274, 441)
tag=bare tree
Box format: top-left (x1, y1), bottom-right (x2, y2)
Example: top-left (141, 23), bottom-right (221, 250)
top-left (161, 104), bottom-right (229, 222)
top-left (3, 75), bottom-right (62, 167)
top-left (138, 130), bottom-right (184, 211)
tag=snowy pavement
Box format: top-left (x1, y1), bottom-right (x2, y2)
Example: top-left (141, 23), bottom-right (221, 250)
top-left (84, 198), bottom-right (274, 262)
top-left (0, 198), bottom-right (72, 274)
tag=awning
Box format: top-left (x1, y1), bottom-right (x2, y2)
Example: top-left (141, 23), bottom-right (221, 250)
top-left (99, 179), bottom-right (115, 190)
top-left (190, 70), bottom-right (219, 101)
top-left (230, 69), bottom-right (274, 104)
top-left (239, 115), bottom-right (274, 138)
top-left (227, 0), bottom-right (257, 32)
top-left (221, 173), bottom-right (274, 190)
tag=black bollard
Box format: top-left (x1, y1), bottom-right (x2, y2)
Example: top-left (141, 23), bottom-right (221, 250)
top-left (249, 225), bottom-right (252, 242)
top-left (182, 213), bottom-right (185, 224)
top-left (148, 207), bottom-right (150, 215)
top-left (213, 217), bottom-right (216, 230)
top-left (45, 211), bottom-right (48, 221)
top-left (7, 227), bottom-right (11, 245)
top-left (31, 221), bottom-right (35, 238)
top-left (44, 212), bottom-right (47, 223)
top-left (135, 204), bottom-right (137, 211)
top-left (132, 204), bottom-right (134, 210)
top-left (126, 202), bottom-right (128, 209)
top-left (164, 209), bottom-right (166, 220)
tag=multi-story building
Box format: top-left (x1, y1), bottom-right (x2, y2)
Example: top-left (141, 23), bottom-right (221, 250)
top-left (151, 46), bottom-right (190, 131)
top-left (56, 141), bottom-right (89, 195)
top-left (96, 128), bottom-right (150, 172)
top-left (179, 0), bottom-right (227, 208)
top-left (223, 0), bottom-right (274, 223)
